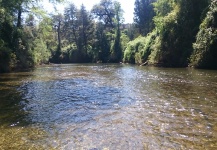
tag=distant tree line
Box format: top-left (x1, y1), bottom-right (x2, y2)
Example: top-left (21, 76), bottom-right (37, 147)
top-left (0, 0), bottom-right (217, 73)
top-left (0, 0), bottom-right (130, 72)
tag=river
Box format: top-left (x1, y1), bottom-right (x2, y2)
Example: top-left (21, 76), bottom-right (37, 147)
top-left (0, 64), bottom-right (217, 149)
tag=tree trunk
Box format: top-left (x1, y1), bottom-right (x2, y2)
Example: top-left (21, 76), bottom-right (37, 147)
top-left (17, 5), bottom-right (22, 28)
top-left (57, 20), bottom-right (61, 51)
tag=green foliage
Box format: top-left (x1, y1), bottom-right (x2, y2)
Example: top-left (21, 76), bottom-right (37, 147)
top-left (1, 0), bottom-right (216, 72)
top-left (190, 0), bottom-right (217, 69)
top-left (153, 0), bottom-right (175, 17)
top-left (122, 24), bottom-right (138, 40)
top-left (61, 3), bottom-right (95, 63)
top-left (139, 31), bottom-right (157, 63)
top-left (148, 36), bottom-right (162, 64)
top-left (0, 0), bottom-right (53, 72)
top-left (123, 36), bottom-right (145, 64)
top-left (32, 38), bottom-right (51, 64)
top-left (23, 13), bottom-right (54, 65)
top-left (92, 22), bottom-right (111, 62)
top-left (152, 0), bottom-right (176, 34)
top-left (150, 1), bottom-right (180, 66)
top-left (90, 0), bottom-right (123, 63)
top-left (134, 0), bottom-right (156, 35)
top-left (120, 32), bottom-right (130, 52)
top-left (14, 29), bottom-right (35, 68)
top-left (149, 0), bottom-right (209, 67)
top-left (110, 1), bottom-right (123, 62)
top-left (0, 46), bottom-right (11, 73)
top-left (123, 31), bottom-right (156, 64)
top-left (91, 0), bottom-right (115, 27)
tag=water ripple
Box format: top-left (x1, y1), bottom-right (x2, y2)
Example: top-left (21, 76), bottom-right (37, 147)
top-left (1, 64), bottom-right (217, 149)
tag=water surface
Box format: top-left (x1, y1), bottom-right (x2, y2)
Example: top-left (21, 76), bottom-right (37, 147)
top-left (0, 64), bottom-right (217, 149)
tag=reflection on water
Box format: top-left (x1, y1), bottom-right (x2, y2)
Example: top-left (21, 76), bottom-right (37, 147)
top-left (0, 64), bottom-right (217, 149)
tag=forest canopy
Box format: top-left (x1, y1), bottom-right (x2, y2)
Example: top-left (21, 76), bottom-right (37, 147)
top-left (0, 0), bottom-right (216, 73)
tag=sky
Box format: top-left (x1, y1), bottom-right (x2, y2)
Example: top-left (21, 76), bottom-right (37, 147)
top-left (42, 0), bottom-right (134, 23)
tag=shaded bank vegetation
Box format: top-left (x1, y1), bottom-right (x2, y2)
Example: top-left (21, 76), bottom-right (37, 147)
top-left (0, 0), bottom-right (217, 73)
top-left (123, 0), bottom-right (215, 69)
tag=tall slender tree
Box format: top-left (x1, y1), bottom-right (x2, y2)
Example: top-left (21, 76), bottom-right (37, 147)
top-left (134, 0), bottom-right (155, 35)
top-left (77, 4), bottom-right (94, 56)
top-left (52, 13), bottom-right (64, 62)
top-left (110, 1), bottom-right (123, 62)
top-left (64, 3), bottom-right (78, 48)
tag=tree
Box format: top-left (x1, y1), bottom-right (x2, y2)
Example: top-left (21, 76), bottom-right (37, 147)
top-left (91, 0), bottom-right (126, 63)
top-left (52, 13), bottom-right (64, 62)
top-left (0, 0), bottom-right (66, 72)
top-left (190, 0), bottom-right (217, 69)
top-left (134, 0), bottom-right (156, 35)
top-left (91, 0), bottom-right (115, 28)
top-left (110, 1), bottom-right (123, 62)
top-left (63, 3), bottom-right (94, 62)
top-left (150, 0), bottom-right (209, 67)
top-left (93, 22), bottom-right (111, 62)
top-left (91, 0), bottom-right (117, 62)
top-left (63, 3), bottom-right (78, 48)
top-left (77, 4), bottom-right (94, 59)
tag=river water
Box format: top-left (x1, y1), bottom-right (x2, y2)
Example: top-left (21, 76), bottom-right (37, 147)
top-left (0, 64), bottom-right (217, 149)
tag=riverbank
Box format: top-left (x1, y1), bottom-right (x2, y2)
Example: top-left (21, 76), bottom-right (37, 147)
top-left (2, 61), bottom-right (217, 74)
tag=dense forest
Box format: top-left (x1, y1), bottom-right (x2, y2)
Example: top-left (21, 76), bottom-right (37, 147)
top-left (0, 0), bottom-right (217, 73)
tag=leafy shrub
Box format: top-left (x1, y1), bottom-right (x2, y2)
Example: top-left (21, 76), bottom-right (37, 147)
top-left (123, 31), bottom-right (157, 64)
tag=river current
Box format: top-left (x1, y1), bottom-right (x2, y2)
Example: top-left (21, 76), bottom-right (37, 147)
top-left (0, 64), bottom-right (217, 149)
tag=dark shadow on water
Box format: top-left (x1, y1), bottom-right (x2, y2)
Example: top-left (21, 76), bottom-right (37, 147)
top-left (0, 64), bottom-right (134, 129)
top-left (0, 87), bottom-right (30, 127)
